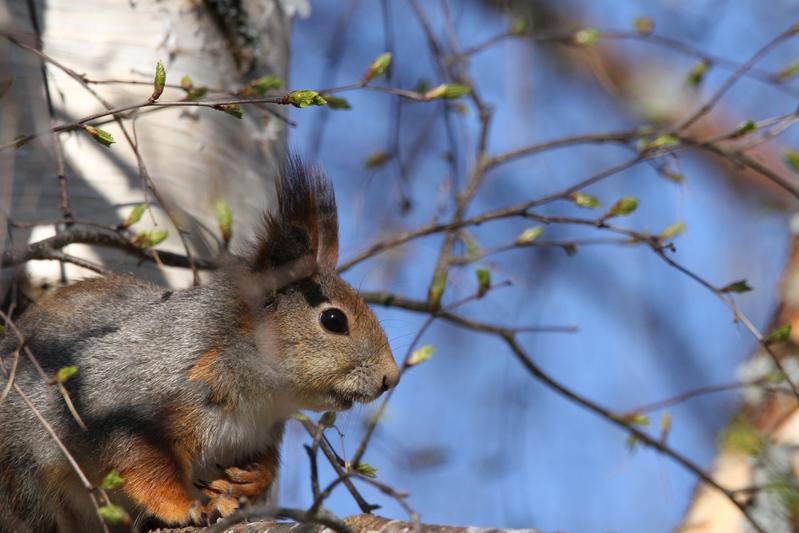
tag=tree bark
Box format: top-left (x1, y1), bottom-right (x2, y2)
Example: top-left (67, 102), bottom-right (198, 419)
top-left (0, 0), bottom-right (290, 290)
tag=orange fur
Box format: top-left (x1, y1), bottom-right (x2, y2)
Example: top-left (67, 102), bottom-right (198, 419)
top-left (188, 347), bottom-right (237, 409)
top-left (115, 439), bottom-right (194, 524)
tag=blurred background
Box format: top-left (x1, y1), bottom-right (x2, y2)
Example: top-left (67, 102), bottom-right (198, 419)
top-left (278, 1), bottom-right (799, 532)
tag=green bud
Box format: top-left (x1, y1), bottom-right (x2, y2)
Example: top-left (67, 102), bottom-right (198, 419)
top-left (355, 462), bottom-right (378, 478)
top-left (214, 200), bottom-right (233, 244)
top-left (642, 134), bottom-right (679, 152)
top-left (785, 149), bottom-right (799, 173)
top-left (569, 192), bottom-right (600, 208)
top-left (363, 52), bottom-right (392, 82)
top-left (733, 120), bottom-right (757, 137)
top-left (55, 365), bottom-right (78, 384)
top-left (776, 60), bottom-right (799, 81)
top-left (184, 87), bottom-right (208, 102)
top-left (323, 95), bottom-right (352, 110)
top-left (766, 324), bottom-right (792, 345)
top-left (287, 90), bottom-right (327, 108)
top-left (242, 75), bottom-right (284, 96)
top-left (633, 16), bottom-right (654, 36)
top-left (428, 271), bottom-right (447, 310)
top-left (424, 83), bottom-right (471, 100)
top-left (149, 229), bottom-right (168, 246)
top-left (686, 59), bottom-right (710, 87)
top-left (98, 504), bottom-right (130, 525)
top-left (214, 103), bottom-right (243, 119)
top-left (364, 151), bottom-right (390, 169)
top-left (515, 226), bottom-right (545, 244)
top-left (122, 204), bottom-right (146, 229)
top-left (476, 267), bottom-right (491, 297)
top-left (509, 17), bottom-right (528, 35)
top-left (100, 469), bottom-right (125, 490)
top-left (573, 28), bottom-right (601, 46)
top-left (319, 411), bottom-right (337, 428)
top-left (409, 345), bottom-right (436, 366)
top-left (83, 125), bottom-right (115, 147)
top-left (604, 196), bottom-right (638, 218)
top-left (180, 74), bottom-right (193, 90)
top-left (720, 280), bottom-right (752, 293)
top-left (151, 60), bottom-right (166, 101)
top-left (659, 222), bottom-right (685, 241)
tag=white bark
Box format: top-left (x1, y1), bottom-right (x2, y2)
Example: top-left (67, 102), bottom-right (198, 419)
top-left (1, 0), bottom-right (296, 289)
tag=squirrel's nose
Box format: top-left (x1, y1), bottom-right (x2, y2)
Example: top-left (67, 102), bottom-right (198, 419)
top-left (381, 363), bottom-right (400, 392)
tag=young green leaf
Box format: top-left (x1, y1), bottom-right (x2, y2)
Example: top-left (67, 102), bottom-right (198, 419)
top-left (319, 411), bottom-right (337, 428)
top-left (0, 324), bottom-right (5, 336)
top-left (633, 16), bottom-right (654, 36)
top-left (659, 411), bottom-right (672, 442)
top-left (509, 17), bottom-right (529, 35)
top-left (287, 90), bottom-right (327, 108)
top-left (733, 120), bottom-right (757, 137)
top-left (785, 149), bottom-right (799, 173)
top-left (622, 412), bottom-right (650, 426)
top-left (364, 151), bottom-right (390, 169)
top-left (573, 28), bottom-right (601, 45)
top-left (569, 192), bottom-right (600, 208)
top-left (355, 462), bottom-right (378, 478)
top-left (642, 134), bottom-right (679, 152)
top-left (98, 504), bottom-right (130, 525)
top-left (776, 60), bottom-right (799, 81)
top-left (133, 229), bottom-right (169, 248)
top-left (214, 103), bottom-right (243, 119)
top-left (290, 412), bottom-right (309, 422)
top-left (214, 200), bottom-right (234, 244)
top-left (241, 75), bottom-right (284, 96)
top-left (686, 59), bottom-right (710, 87)
top-left (720, 280), bottom-right (753, 293)
top-left (150, 60), bottom-right (166, 101)
top-left (100, 469), bottom-right (125, 490)
top-left (428, 271), bottom-right (447, 310)
top-left (323, 95), bottom-right (352, 110)
top-left (121, 204), bottom-right (146, 229)
top-left (424, 83), bottom-right (471, 100)
top-left (408, 345), bottom-right (436, 367)
top-left (55, 365), bottom-right (78, 384)
top-left (766, 324), bottom-right (792, 345)
top-left (180, 74), bottom-right (193, 90)
top-left (184, 87), bottom-right (208, 102)
top-left (476, 267), bottom-right (491, 297)
top-left (363, 52), bottom-right (392, 82)
top-left (721, 417), bottom-right (765, 456)
top-left (659, 222), bottom-right (686, 241)
top-left (83, 125), bottom-right (115, 147)
top-left (625, 433), bottom-right (640, 452)
top-left (604, 196), bottom-right (638, 218)
top-left (149, 229), bottom-right (168, 246)
top-left (515, 226), bottom-right (545, 244)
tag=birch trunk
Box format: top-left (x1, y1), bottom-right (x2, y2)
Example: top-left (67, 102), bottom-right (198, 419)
top-left (0, 0), bottom-right (294, 290)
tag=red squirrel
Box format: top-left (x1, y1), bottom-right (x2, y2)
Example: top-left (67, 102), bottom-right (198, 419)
top-left (0, 157), bottom-right (400, 532)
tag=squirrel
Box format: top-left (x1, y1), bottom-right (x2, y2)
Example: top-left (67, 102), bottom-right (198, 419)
top-left (0, 156), bottom-right (400, 533)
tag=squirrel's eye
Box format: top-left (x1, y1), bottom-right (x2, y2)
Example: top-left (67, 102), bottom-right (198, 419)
top-left (320, 308), bottom-right (349, 334)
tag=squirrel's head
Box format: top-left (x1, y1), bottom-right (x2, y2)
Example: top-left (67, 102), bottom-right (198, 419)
top-left (233, 156), bottom-right (399, 412)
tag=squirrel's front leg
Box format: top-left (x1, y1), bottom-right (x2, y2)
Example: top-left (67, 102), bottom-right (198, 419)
top-left (110, 438), bottom-right (201, 525)
top-left (196, 446), bottom-right (280, 518)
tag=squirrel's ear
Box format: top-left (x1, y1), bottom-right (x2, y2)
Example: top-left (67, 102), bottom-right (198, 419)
top-left (250, 156), bottom-right (339, 274)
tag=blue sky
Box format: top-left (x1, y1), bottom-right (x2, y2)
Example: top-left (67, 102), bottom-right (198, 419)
top-left (279, 2), bottom-right (799, 531)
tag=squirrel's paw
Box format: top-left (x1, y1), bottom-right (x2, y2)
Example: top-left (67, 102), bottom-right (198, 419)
top-left (217, 462), bottom-right (273, 500)
top-left (191, 462), bottom-right (272, 523)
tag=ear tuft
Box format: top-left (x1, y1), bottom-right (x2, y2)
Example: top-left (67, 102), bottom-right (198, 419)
top-left (250, 154), bottom-right (339, 273)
